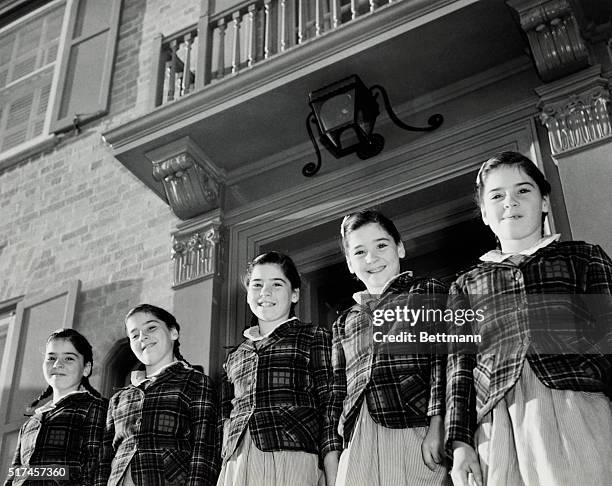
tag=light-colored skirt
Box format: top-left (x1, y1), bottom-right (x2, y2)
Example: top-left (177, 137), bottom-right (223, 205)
top-left (217, 428), bottom-right (324, 486)
top-left (336, 401), bottom-right (449, 486)
top-left (476, 361), bottom-right (612, 486)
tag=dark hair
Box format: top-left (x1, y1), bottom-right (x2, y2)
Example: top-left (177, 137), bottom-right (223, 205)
top-left (475, 151), bottom-right (551, 205)
top-left (242, 251), bottom-right (301, 291)
top-left (125, 304), bottom-right (189, 365)
top-left (340, 209), bottom-right (402, 253)
top-left (242, 252), bottom-right (301, 325)
top-left (30, 329), bottom-right (101, 410)
top-left (475, 151), bottom-right (551, 237)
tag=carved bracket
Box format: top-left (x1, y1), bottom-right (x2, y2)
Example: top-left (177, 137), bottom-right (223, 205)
top-left (507, 0), bottom-right (589, 82)
top-left (171, 213), bottom-right (223, 288)
top-left (536, 65), bottom-right (612, 156)
top-left (146, 137), bottom-right (225, 220)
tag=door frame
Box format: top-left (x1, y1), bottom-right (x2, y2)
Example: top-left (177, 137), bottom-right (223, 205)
top-left (222, 100), bottom-right (549, 348)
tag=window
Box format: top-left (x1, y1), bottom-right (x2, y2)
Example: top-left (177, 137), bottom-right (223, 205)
top-left (0, 310), bottom-right (14, 381)
top-left (0, 0), bottom-right (121, 165)
top-left (0, 281), bottom-right (80, 476)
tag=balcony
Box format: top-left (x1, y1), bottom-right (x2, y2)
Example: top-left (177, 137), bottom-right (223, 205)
top-left (103, 0), bottom-right (532, 211)
top-left (152, 0), bottom-right (397, 106)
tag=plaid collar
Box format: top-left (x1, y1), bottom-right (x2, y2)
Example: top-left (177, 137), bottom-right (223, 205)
top-left (243, 316), bottom-right (299, 342)
top-left (34, 388), bottom-right (89, 415)
top-left (238, 317), bottom-right (308, 352)
top-left (479, 234), bottom-right (561, 263)
top-left (130, 360), bottom-right (184, 387)
top-left (352, 270), bottom-right (415, 305)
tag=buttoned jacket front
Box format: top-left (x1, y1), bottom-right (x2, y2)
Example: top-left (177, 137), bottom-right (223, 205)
top-left (96, 362), bottom-right (219, 486)
top-left (6, 391), bottom-right (107, 486)
top-left (446, 241), bottom-right (612, 447)
top-left (330, 272), bottom-right (448, 446)
top-left (220, 318), bottom-right (341, 463)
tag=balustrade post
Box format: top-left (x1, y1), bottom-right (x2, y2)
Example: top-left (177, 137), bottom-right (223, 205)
top-left (264, 0), bottom-right (273, 58)
top-left (232, 11), bottom-right (242, 74)
top-left (247, 4), bottom-right (257, 67)
top-left (331, 0), bottom-right (340, 28)
top-left (149, 33), bottom-right (164, 108)
top-left (216, 18), bottom-right (226, 79)
top-left (182, 33), bottom-right (194, 95)
top-left (196, 0), bottom-right (212, 88)
top-left (167, 39), bottom-right (178, 101)
top-left (315, 0), bottom-right (323, 36)
top-left (297, 0), bottom-right (306, 44)
top-left (277, 0), bottom-right (286, 52)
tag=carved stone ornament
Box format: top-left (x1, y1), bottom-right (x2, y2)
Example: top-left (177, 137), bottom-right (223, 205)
top-left (536, 65), bottom-right (612, 156)
top-left (507, 0), bottom-right (589, 82)
top-left (171, 215), bottom-right (223, 288)
top-left (152, 152), bottom-right (221, 220)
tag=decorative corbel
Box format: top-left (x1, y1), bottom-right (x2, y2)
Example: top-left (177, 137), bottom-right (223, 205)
top-left (507, 0), bottom-right (589, 82)
top-left (146, 137), bottom-right (225, 220)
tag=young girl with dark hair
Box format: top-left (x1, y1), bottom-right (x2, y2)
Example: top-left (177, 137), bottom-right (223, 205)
top-left (446, 151), bottom-right (612, 486)
top-left (332, 210), bottom-right (449, 486)
top-left (6, 329), bottom-right (107, 486)
top-left (218, 251), bottom-right (341, 486)
top-left (96, 304), bottom-right (219, 486)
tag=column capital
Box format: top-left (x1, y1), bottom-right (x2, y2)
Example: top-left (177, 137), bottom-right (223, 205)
top-left (146, 137), bottom-right (225, 220)
top-left (535, 65), bottom-right (612, 157)
top-left (506, 0), bottom-right (589, 82)
top-left (171, 211), bottom-right (224, 288)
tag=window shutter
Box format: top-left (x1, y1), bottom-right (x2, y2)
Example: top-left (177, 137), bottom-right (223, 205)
top-left (0, 280), bottom-right (80, 476)
top-left (0, 3), bottom-right (62, 151)
top-left (50, 0), bottom-right (121, 133)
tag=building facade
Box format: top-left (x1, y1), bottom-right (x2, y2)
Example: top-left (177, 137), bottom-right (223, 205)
top-left (0, 0), bottom-right (611, 473)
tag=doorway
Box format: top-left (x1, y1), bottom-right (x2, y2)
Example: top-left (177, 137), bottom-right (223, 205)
top-left (260, 170), bottom-right (496, 329)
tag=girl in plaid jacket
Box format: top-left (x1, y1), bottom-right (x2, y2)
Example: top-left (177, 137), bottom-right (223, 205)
top-left (446, 151), bottom-right (612, 486)
top-left (218, 252), bottom-right (341, 486)
top-left (5, 328), bottom-right (107, 486)
top-left (331, 210), bottom-right (449, 486)
top-left (96, 305), bottom-right (219, 486)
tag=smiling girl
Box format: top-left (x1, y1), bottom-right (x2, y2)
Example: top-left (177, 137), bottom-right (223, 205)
top-left (446, 151), bottom-right (612, 486)
top-left (96, 304), bottom-right (219, 486)
top-left (218, 252), bottom-right (341, 486)
top-left (331, 210), bottom-right (449, 486)
top-left (6, 329), bottom-right (106, 486)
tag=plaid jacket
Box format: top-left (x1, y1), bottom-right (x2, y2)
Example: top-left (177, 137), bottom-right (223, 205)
top-left (330, 272), bottom-right (448, 446)
top-left (5, 391), bottom-right (107, 486)
top-left (220, 318), bottom-right (341, 463)
top-left (96, 362), bottom-right (219, 486)
top-left (446, 241), bottom-right (612, 448)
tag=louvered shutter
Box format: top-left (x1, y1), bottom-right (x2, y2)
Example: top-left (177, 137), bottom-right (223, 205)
top-left (51, 0), bottom-right (121, 132)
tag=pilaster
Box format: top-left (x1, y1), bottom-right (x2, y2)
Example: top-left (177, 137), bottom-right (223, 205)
top-left (169, 210), bottom-right (226, 376)
top-left (171, 211), bottom-right (223, 288)
top-left (533, 64), bottom-right (612, 252)
top-left (535, 65), bottom-right (612, 156)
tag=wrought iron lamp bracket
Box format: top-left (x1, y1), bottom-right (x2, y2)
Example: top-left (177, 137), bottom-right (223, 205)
top-left (302, 113), bottom-right (323, 177)
top-left (303, 79), bottom-right (444, 177)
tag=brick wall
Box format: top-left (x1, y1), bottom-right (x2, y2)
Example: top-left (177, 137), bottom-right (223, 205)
top-left (0, 0), bottom-right (206, 389)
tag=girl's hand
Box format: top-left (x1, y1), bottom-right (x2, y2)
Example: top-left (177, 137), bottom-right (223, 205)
top-left (323, 450), bottom-right (339, 486)
top-left (421, 415), bottom-right (444, 471)
top-left (450, 441), bottom-right (483, 486)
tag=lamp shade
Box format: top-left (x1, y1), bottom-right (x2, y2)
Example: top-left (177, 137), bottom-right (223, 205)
top-left (309, 75), bottom-right (379, 158)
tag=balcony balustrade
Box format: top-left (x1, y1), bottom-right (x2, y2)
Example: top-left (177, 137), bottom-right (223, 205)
top-left (151, 0), bottom-right (393, 107)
